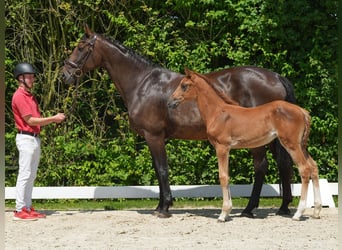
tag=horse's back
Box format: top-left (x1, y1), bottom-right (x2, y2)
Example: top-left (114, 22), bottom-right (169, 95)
top-left (204, 66), bottom-right (288, 107)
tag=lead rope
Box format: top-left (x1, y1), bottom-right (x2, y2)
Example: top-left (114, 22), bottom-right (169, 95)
top-left (69, 76), bottom-right (79, 115)
top-left (60, 73), bottom-right (79, 134)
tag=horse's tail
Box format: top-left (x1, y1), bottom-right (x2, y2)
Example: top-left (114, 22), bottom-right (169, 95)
top-left (272, 75), bottom-right (296, 201)
top-left (301, 108), bottom-right (311, 159)
top-left (279, 75), bottom-right (296, 104)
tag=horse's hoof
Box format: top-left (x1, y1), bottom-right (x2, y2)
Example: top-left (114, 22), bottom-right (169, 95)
top-left (153, 210), bottom-right (172, 218)
top-left (276, 208), bottom-right (291, 216)
top-left (240, 212), bottom-right (255, 218)
top-left (312, 215), bottom-right (321, 219)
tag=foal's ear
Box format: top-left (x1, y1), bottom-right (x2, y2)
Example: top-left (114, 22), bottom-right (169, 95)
top-left (184, 68), bottom-right (195, 77)
top-left (184, 68), bottom-right (191, 76)
top-left (84, 24), bottom-right (93, 36)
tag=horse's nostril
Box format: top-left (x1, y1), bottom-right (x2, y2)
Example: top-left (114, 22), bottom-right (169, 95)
top-left (60, 72), bottom-right (67, 81)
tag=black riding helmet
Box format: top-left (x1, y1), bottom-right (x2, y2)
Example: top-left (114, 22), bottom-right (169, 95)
top-left (14, 62), bottom-right (36, 80)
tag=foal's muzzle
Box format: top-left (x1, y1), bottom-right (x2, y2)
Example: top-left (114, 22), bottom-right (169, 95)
top-left (167, 99), bottom-right (180, 109)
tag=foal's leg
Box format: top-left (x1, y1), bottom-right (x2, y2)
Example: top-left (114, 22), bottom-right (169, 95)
top-left (289, 147), bottom-right (321, 220)
top-left (215, 144), bottom-right (232, 222)
top-left (308, 156), bottom-right (322, 219)
top-left (292, 174), bottom-right (309, 221)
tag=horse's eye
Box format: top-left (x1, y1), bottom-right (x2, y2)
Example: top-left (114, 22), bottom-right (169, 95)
top-left (77, 47), bottom-right (84, 52)
top-left (181, 83), bottom-right (188, 91)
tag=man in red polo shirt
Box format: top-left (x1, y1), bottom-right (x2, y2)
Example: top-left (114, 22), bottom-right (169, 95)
top-left (11, 62), bottom-right (66, 220)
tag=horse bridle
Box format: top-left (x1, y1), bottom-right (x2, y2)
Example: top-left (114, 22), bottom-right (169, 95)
top-left (64, 35), bottom-right (97, 78)
top-left (63, 35), bottom-right (97, 115)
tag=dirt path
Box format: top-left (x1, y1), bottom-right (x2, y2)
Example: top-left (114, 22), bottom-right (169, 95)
top-left (5, 207), bottom-right (338, 249)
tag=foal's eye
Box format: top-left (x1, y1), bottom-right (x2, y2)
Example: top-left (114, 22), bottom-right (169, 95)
top-left (181, 83), bottom-right (188, 91)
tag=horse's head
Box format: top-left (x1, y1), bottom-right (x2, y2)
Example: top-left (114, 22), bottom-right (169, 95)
top-left (61, 24), bottom-right (101, 84)
top-left (168, 68), bottom-right (199, 109)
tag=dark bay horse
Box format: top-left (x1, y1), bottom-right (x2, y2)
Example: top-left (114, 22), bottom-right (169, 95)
top-left (168, 69), bottom-right (321, 221)
top-left (61, 25), bottom-right (295, 218)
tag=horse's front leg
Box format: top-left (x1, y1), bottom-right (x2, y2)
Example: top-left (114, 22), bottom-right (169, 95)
top-left (215, 144), bottom-right (232, 222)
top-left (145, 133), bottom-right (173, 218)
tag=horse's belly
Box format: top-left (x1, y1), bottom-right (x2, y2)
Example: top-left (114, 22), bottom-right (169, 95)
top-left (168, 125), bottom-right (208, 140)
top-left (167, 101), bottom-right (208, 139)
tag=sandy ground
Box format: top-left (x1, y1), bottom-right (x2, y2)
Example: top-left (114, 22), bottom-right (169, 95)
top-left (5, 207), bottom-right (338, 250)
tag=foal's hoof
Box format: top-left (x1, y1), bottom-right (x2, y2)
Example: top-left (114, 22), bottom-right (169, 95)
top-left (311, 215), bottom-right (321, 219)
top-left (152, 210), bottom-right (172, 218)
top-left (292, 209), bottom-right (305, 221)
top-left (292, 216), bottom-right (300, 221)
top-left (217, 213), bottom-right (229, 222)
top-left (240, 212), bottom-right (255, 218)
top-left (217, 216), bottom-right (229, 222)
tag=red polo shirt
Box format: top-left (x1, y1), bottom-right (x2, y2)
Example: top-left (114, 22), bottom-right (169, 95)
top-left (12, 87), bottom-right (41, 133)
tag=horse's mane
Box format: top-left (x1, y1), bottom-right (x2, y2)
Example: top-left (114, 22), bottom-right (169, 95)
top-left (196, 73), bottom-right (239, 106)
top-left (95, 34), bottom-right (161, 68)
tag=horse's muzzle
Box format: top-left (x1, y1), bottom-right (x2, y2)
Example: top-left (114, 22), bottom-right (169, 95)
top-left (61, 71), bottom-right (75, 84)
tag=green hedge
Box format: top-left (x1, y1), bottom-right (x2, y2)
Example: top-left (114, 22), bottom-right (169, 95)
top-left (5, 0), bottom-right (338, 187)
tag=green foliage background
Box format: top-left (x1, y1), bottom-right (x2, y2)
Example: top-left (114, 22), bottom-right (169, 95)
top-left (5, 0), bottom-right (338, 187)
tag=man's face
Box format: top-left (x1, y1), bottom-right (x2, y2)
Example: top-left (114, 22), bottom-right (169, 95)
top-left (19, 74), bottom-right (35, 88)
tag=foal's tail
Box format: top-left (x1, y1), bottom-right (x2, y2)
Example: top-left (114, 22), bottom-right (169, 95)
top-left (301, 108), bottom-right (311, 159)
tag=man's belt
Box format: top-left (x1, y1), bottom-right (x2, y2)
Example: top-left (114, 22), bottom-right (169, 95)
top-left (18, 130), bottom-right (39, 137)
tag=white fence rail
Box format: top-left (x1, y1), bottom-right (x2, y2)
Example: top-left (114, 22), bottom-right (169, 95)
top-left (5, 179), bottom-right (337, 208)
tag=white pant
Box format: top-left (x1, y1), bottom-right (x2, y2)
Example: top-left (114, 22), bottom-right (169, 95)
top-left (15, 134), bottom-right (41, 212)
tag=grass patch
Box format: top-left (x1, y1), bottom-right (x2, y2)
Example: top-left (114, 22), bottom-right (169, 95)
top-left (3, 197), bottom-right (301, 211)
top-left (6, 196), bottom-right (337, 211)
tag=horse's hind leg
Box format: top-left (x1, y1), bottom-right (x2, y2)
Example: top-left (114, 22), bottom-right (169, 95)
top-left (269, 139), bottom-right (293, 215)
top-left (241, 146), bottom-right (268, 218)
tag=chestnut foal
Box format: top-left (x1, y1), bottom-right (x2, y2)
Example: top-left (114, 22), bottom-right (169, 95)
top-left (168, 69), bottom-right (322, 222)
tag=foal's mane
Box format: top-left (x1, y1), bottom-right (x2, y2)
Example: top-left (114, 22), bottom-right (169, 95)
top-left (192, 73), bottom-right (239, 106)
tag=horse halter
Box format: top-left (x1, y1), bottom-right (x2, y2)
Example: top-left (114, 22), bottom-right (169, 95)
top-left (64, 35), bottom-right (97, 78)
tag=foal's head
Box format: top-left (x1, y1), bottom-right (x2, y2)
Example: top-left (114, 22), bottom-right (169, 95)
top-left (168, 69), bottom-right (199, 109)
top-left (168, 69), bottom-right (239, 109)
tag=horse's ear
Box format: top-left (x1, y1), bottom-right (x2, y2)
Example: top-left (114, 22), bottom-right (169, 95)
top-left (84, 24), bottom-right (93, 36)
